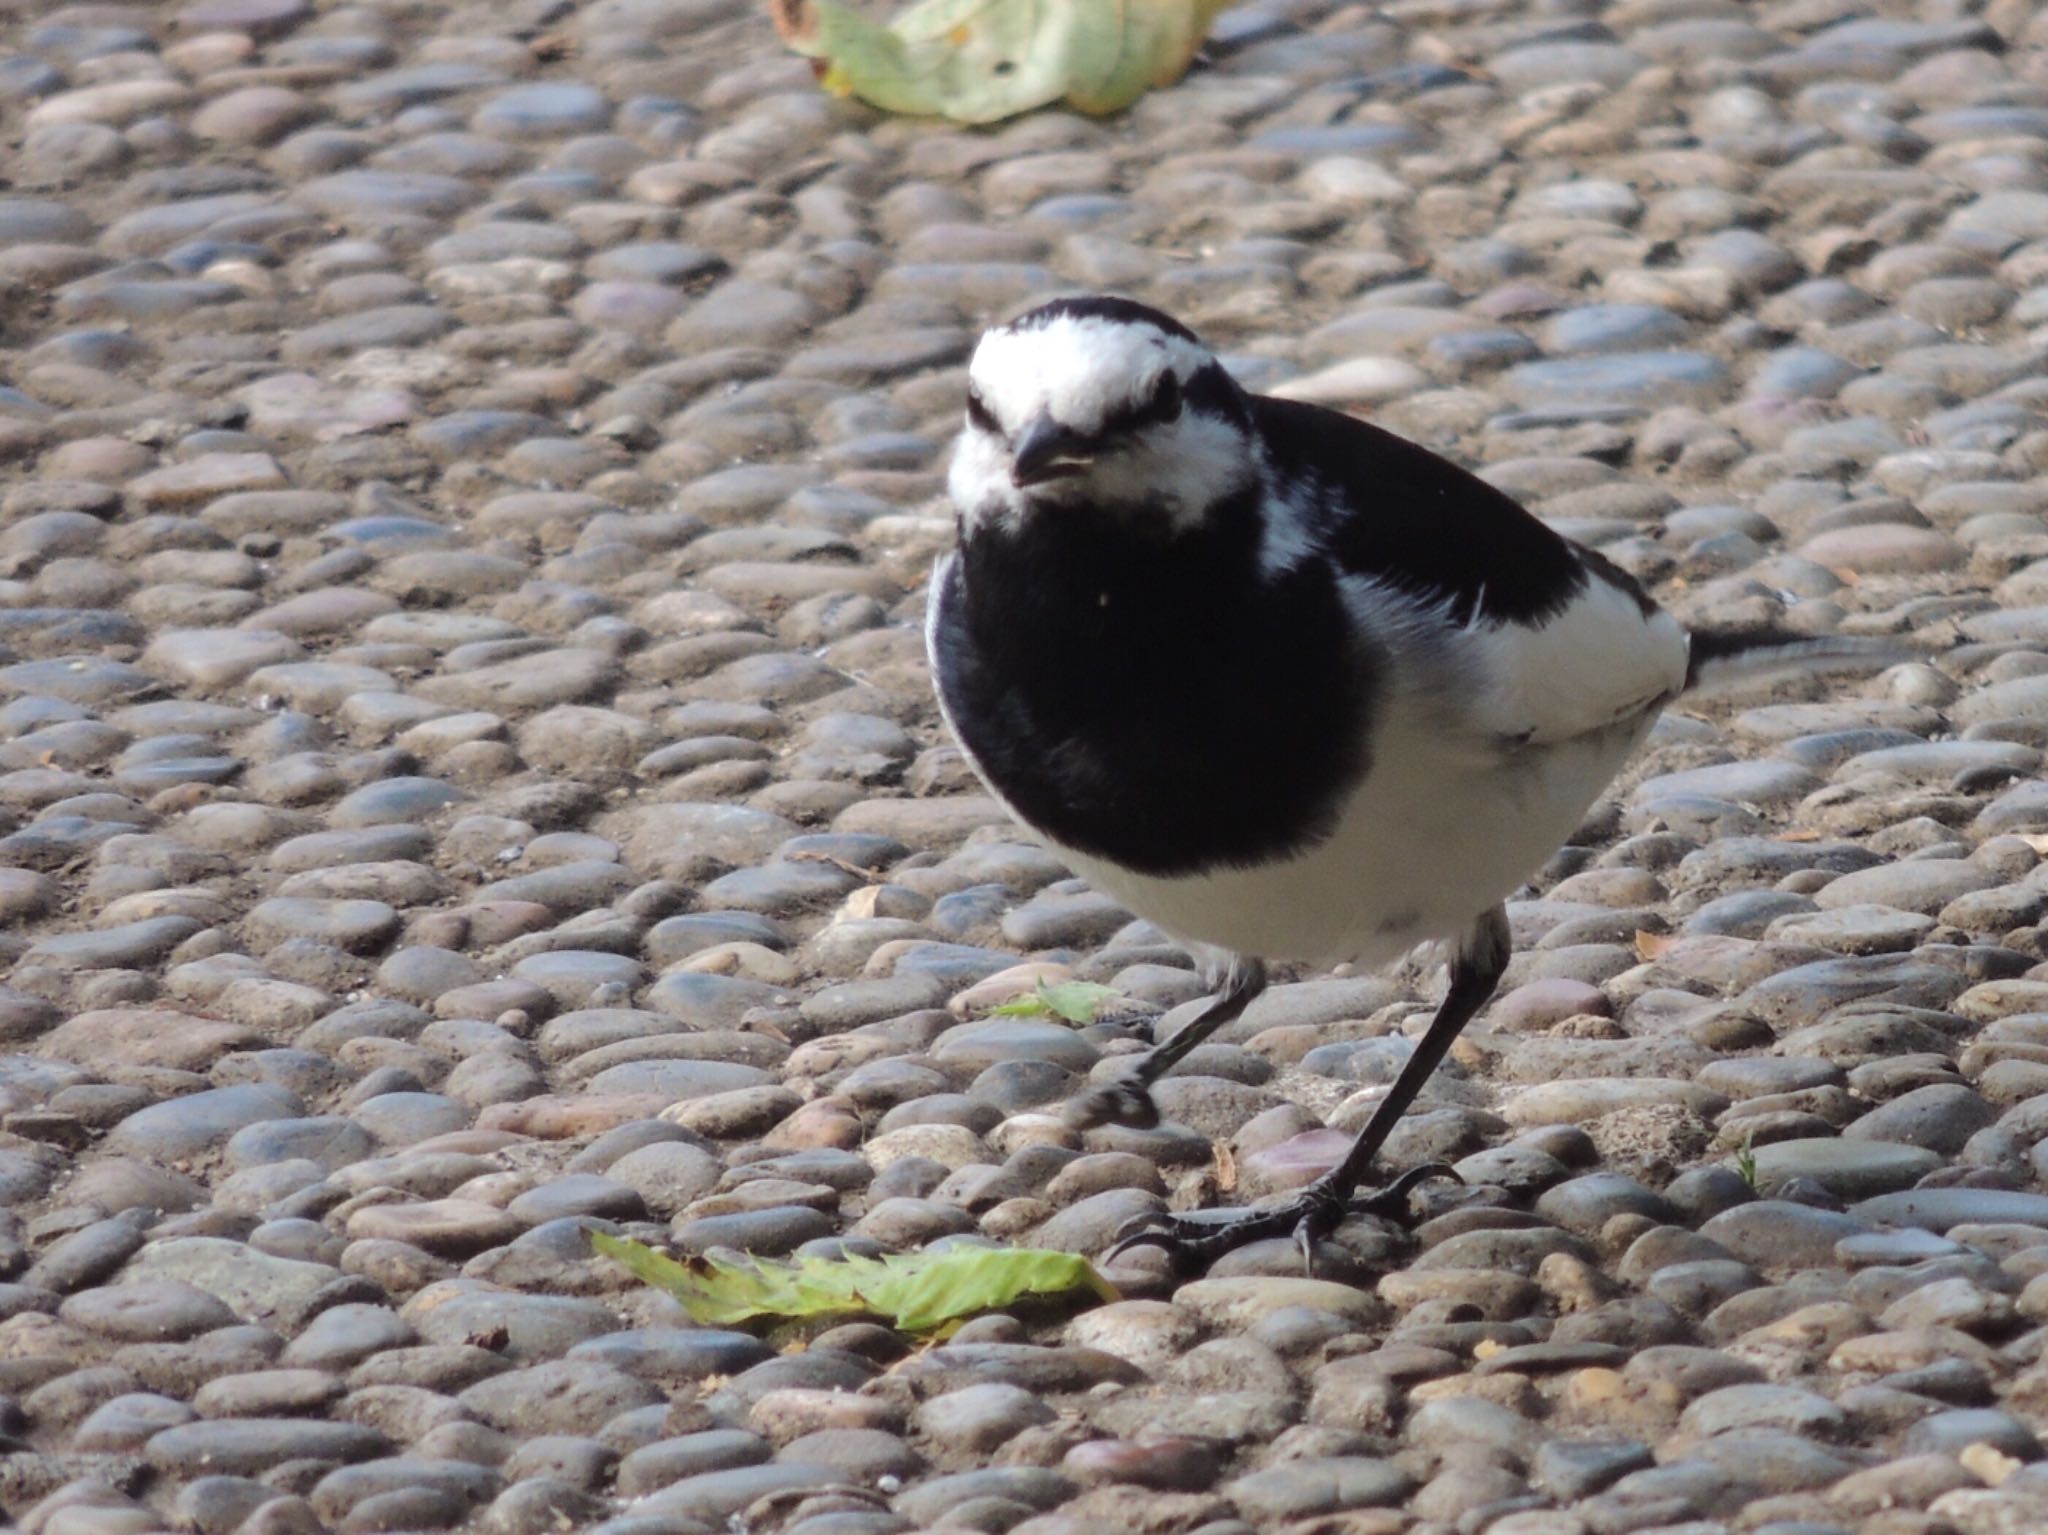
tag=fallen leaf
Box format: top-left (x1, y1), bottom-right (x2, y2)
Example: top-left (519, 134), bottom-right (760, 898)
top-left (1633, 929), bottom-right (1673, 963)
top-left (1961, 1440), bottom-right (2020, 1486)
top-left (990, 979), bottom-right (1121, 1023)
top-left (767, 0), bottom-right (1229, 124)
top-left (1213, 1140), bottom-right (1237, 1194)
top-left (592, 1231), bottom-right (1117, 1334)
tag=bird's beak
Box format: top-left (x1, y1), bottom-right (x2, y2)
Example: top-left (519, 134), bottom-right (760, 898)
top-left (1011, 413), bottom-right (1091, 488)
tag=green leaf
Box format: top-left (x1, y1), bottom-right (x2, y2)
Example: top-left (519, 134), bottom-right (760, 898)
top-left (766, 0), bottom-right (1229, 124)
top-left (986, 979), bottom-right (1120, 1022)
top-left (592, 1232), bottom-right (1117, 1334)
top-left (865, 1246), bottom-right (1118, 1332)
top-left (1035, 980), bottom-right (1119, 1023)
top-left (988, 991), bottom-right (1054, 1018)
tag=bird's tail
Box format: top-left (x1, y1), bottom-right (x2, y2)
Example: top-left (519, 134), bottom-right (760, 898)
top-left (1683, 627), bottom-right (1915, 692)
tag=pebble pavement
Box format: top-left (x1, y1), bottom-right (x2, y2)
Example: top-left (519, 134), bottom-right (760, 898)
top-left (6, 0), bottom-right (2048, 1532)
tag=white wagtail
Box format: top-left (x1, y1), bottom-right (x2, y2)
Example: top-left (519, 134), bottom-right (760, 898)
top-left (927, 295), bottom-right (1883, 1271)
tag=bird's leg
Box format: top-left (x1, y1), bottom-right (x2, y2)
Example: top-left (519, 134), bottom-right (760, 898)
top-left (1064, 956), bottom-right (1267, 1130)
top-left (1104, 905), bottom-right (1511, 1272)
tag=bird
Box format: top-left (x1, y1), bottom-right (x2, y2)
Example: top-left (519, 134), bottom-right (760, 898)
top-left (925, 293), bottom-right (1887, 1272)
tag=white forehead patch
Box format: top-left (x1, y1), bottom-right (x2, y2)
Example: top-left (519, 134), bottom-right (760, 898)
top-left (968, 313), bottom-right (1213, 436)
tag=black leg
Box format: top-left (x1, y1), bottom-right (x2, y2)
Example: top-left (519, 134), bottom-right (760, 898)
top-left (1064, 955), bottom-right (1266, 1130)
top-left (1104, 905), bottom-right (1511, 1272)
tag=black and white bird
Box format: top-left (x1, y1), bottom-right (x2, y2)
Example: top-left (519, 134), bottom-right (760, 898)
top-left (927, 294), bottom-right (1878, 1270)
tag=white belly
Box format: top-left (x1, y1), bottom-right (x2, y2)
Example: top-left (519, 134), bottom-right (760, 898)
top-left (1048, 706), bottom-right (1657, 967)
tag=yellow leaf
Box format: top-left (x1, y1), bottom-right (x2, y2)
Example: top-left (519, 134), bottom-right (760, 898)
top-left (764, 0), bottom-right (1228, 124)
top-left (591, 1231), bottom-right (1118, 1334)
top-left (1961, 1440), bottom-right (2020, 1486)
top-left (1633, 929), bottom-right (1673, 963)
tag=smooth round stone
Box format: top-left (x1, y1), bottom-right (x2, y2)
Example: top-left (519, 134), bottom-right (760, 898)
top-left (179, 0), bottom-right (312, 31)
top-left (1680, 1381), bottom-right (1847, 1440)
top-left (351, 1091), bottom-right (470, 1146)
top-left (283, 1302), bottom-right (417, 1368)
top-left (1851, 1189), bottom-right (2048, 1231)
top-left (914, 1381), bottom-right (1055, 1456)
top-left (1544, 304), bottom-right (1689, 355)
top-left (931, 1019), bottom-right (1100, 1073)
top-left (1842, 1083), bottom-right (1998, 1155)
top-left (1900, 1408), bottom-right (2041, 1459)
top-left (1696, 1058), bottom-right (1844, 1101)
top-left (146, 1418), bottom-right (393, 1478)
top-left (378, 946), bottom-right (486, 1000)
top-left (73, 1389), bottom-right (201, 1453)
top-left (400, 1283), bottom-right (618, 1362)
top-left (25, 1215), bottom-right (149, 1293)
top-left (245, 897), bottom-right (401, 953)
top-left (473, 83), bottom-right (611, 139)
top-left (1810, 860), bottom-right (1998, 914)
top-left (583, 1059), bottom-right (772, 1099)
top-left (587, 242), bottom-right (724, 285)
top-left (1766, 905), bottom-right (1935, 955)
top-left (641, 973), bottom-right (792, 1027)
top-left (347, 1199), bottom-right (522, 1257)
top-left (226, 1115), bottom-right (376, 1171)
top-left (512, 951), bottom-right (650, 1008)
top-left (1634, 759), bottom-right (1819, 807)
top-left (414, 411), bottom-right (560, 458)
top-left (1798, 525), bottom-right (1966, 574)
top-left (107, 1084), bottom-right (302, 1161)
top-left (1700, 1201), bottom-right (1869, 1269)
top-left (699, 860), bottom-right (865, 915)
top-left (1489, 977), bottom-right (1609, 1030)
top-left (567, 1328), bottom-right (772, 1386)
top-left (298, 169), bottom-right (478, 219)
top-left (1750, 345), bottom-right (1863, 399)
top-left (1224, 1457), bottom-right (1415, 1522)
top-left (24, 915), bottom-right (207, 971)
top-left (1504, 352), bottom-right (1729, 408)
top-left (193, 85), bottom-right (316, 146)
top-left (330, 776), bottom-right (468, 826)
top-left (1535, 1173), bottom-right (1679, 1234)
top-left (1064, 1435), bottom-right (1219, 1491)
top-left (1745, 1139), bottom-right (1939, 1198)
top-left (605, 1142), bottom-right (722, 1216)
top-left (673, 1206), bottom-right (836, 1257)
top-left (506, 1175), bottom-right (646, 1224)
top-left (60, 1279), bottom-right (239, 1341)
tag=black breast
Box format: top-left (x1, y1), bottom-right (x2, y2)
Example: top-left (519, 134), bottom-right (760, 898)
top-left (930, 495), bottom-right (1380, 879)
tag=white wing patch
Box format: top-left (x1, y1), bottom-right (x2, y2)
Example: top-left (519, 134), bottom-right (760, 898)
top-left (1462, 568), bottom-right (1689, 749)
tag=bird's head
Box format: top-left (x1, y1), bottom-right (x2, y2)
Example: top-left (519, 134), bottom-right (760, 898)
top-left (949, 296), bottom-right (1256, 534)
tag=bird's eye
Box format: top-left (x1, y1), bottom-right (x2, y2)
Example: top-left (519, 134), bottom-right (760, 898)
top-left (1149, 371), bottom-right (1182, 422)
top-left (965, 387), bottom-right (998, 434)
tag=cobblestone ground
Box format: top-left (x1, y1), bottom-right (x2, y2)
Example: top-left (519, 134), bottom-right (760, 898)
top-left (11, 1), bottom-right (2048, 1533)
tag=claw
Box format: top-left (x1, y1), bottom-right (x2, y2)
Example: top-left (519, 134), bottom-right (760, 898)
top-left (1291, 1206), bottom-right (1332, 1277)
top-left (1063, 1067), bottom-right (1160, 1131)
top-left (1100, 1204), bottom-right (1271, 1267)
top-left (1350, 1161), bottom-right (1461, 1217)
top-left (1097, 1164), bottom-right (1462, 1275)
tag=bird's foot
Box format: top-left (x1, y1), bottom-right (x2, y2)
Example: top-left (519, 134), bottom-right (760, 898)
top-left (1101, 1163), bottom-right (1460, 1275)
top-left (1062, 1061), bottom-right (1160, 1130)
